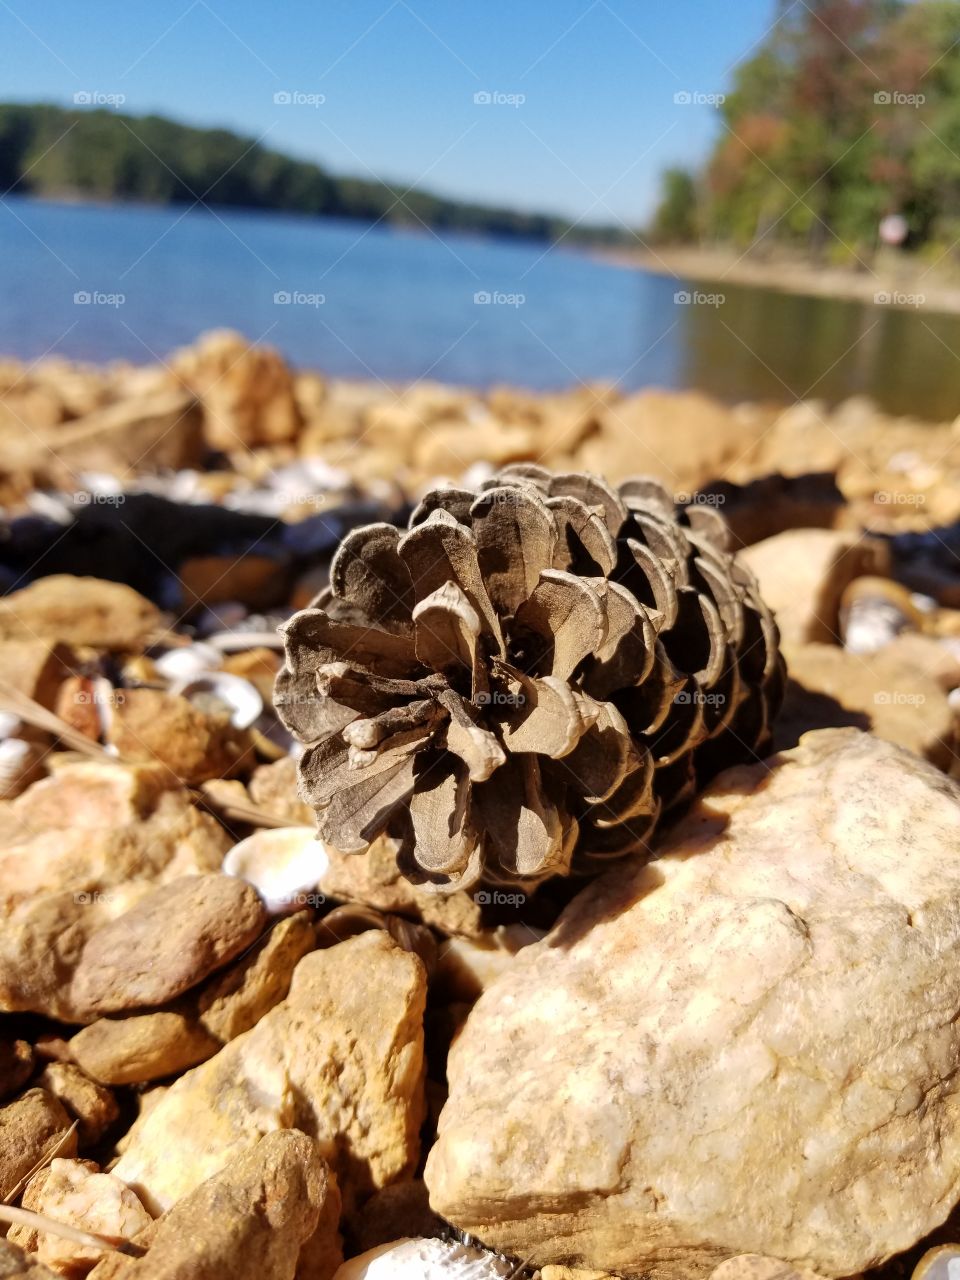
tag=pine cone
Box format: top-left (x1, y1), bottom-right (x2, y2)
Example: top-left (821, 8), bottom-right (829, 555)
top-left (276, 466), bottom-right (785, 891)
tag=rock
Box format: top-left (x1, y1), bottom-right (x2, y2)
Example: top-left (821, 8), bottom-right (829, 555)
top-left (178, 555), bottom-right (290, 612)
top-left (0, 1039), bottom-right (35, 1099)
top-left (30, 1159), bottom-right (151, 1277)
top-left (43, 390), bottom-right (205, 480)
top-left (248, 757), bottom-right (314, 825)
top-left (70, 914), bottom-right (315, 1085)
top-left (0, 1240), bottom-right (59, 1277)
top-left (223, 828), bottom-right (328, 914)
top-left (0, 1090), bottom-right (77, 1200)
top-left (70, 875), bottom-right (267, 1017)
top-left (434, 926), bottom-right (545, 1003)
top-left (195, 910), bottom-right (316, 1042)
top-left (104, 688), bottom-right (254, 785)
top-left (331, 1239), bottom-right (516, 1280)
top-left (708, 1259), bottom-right (830, 1280)
top-left (739, 529), bottom-right (890, 646)
top-left (70, 1012), bottom-right (219, 1087)
top-left (0, 641), bottom-right (74, 709)
top-left (171, 330), bottom-right (302, 451)
top-left (577, 389), bottom-right (762, 493)
top-left (38, 1063), bottom-right (119, 1147)
top-left (112, 931), bottom-right (426, 1214)
top-left (0, 578), bottom-right (161, 651)
top-left (539, 1270), bottom-right (619, 1280)
top-left (426, 729), bottom-right (960, 1278)
top-left (776, 642), bottom-right (958, 772)
top-left (89, 1130), bottom-right (339, 1280)
top-left (320, 837), bottom-right (482, 938)
top-left (0, 762), bottom-right (229, 1020)
top-left (350, 1182), bottom-right (443, 1253)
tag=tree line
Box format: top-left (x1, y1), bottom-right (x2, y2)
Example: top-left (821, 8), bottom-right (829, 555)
top-left (651, 0), bottom-right (960, 263)
top-left (0, 102), bottom-right (627, 246)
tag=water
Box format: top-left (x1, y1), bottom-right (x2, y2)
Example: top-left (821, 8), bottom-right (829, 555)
top-left (2, 194), bottom-right (960, 420)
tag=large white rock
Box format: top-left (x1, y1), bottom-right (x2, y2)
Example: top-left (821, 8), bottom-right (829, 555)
top-left (426, 729), bottom-right (960, 1278)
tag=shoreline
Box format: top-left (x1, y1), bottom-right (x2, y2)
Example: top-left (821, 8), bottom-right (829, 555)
top-left (601, 244), bottom-right (960, 316)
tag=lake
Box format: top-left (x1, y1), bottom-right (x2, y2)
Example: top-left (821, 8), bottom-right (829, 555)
top-left (2, 195), bottom-right (960, 420)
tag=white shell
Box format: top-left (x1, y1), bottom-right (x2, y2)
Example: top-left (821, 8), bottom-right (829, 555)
top-left (333, 1239), bottom-right (517, 1280)
top-left (154, 643), bottom-right (223, 681)
top-left (169, 673), bottom-right (262, 730)
top-left (223, 826), bottom-right (329, 914)
top-left (0, 738), bottom-right (45, 800)
top-left (0, 712), bottom-right (23, 739)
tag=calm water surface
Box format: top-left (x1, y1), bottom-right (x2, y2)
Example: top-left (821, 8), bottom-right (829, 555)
top-left (2, 195), bottom-right (960, 420)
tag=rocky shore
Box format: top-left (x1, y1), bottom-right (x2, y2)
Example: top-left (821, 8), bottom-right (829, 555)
top-left (0, 330), bottom-right (959, 1280)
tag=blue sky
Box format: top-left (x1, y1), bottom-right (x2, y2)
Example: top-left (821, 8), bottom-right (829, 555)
top-left (0, 0), bottom-right (777, 224)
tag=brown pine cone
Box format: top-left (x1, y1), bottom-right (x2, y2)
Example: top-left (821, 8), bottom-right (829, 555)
top-left (276, 466), bottom-right (785, 891)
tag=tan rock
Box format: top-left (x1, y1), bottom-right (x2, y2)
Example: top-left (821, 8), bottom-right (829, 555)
top-left (539, 1270), bottom-right (620, 1280)
top-left (0, 762), bottom-right (229, 1020)
top-left (320, 836), bottom-right (482, 938)
top-left (70, 914), bottom-right (315, 1085)
top-left (0, 1090), bottom-right (77, 1200)
top-left (113, 931), bottom-right (426, 1214)
top-left (70, 1012), bottom-right (219, 1087)
top-left (0, 1239), bottom-right (60, 1277)
top-left (0, 578), bottom-right (161, 651)
top-left (434, 926), bottom-right (545, 1003)
top-left (0, 1039), bottom-right (35, 1099)
top-left (91, 1131), bottom-right (339, 1280)
top-left (0, 641), bottom-right (74, 709)
top-left (70, 875), bottom-right (266, 1016)
top-left (708, 1258), bottom-right (830, 1280)
top-left (777, 642), bottom-right (958, 772)
top-left (43, 390), bottom-right (204, 480)
top-left (38, 1063), bottom-right (119, 1148)
top-left (350, 1182), bottom-right (442, 1253)
top-left (172, 330), bottom-right (302, 450)
top-left (248, 756), bottom-right (314, 825)
top-left (739, 528), bottom-right (890, 647)
top-left (32, 1159), bottom-right (151, 1277)
top-left (105, 688), bottom-right (254, 784)
top-left (426, 729), bottom-right (960, 1278)
top-left (195, 911), bottom-right (315, 1041)
top-left (179, 555), bottom-right (288, 612)
top-left (577, 389), bottom-right (763, 493)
